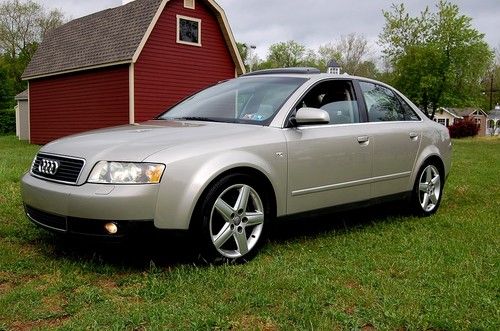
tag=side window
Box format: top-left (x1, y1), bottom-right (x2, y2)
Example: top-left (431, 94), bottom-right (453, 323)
top-left (359, 81), bottom-right (419, 122)
top-left (296, 80), bottom-right (360, 124)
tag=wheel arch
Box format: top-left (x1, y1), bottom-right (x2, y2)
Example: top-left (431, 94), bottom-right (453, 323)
top-left (188, 166), bottom-right (278, 231)
top-left (411, 151), bottom-right (446, 189)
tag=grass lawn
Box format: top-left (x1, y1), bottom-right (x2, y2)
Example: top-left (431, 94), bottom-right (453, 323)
top-left (0, 135), bottom-right (498, 330)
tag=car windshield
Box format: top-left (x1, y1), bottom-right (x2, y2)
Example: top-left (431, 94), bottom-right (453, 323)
top-left (158, 76), bottom-right (307, 125)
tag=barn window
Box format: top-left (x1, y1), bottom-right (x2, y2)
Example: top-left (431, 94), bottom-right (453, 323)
top-left (184, 0), bottom-right (195, 9)
top-left (177, 15), bottom-right (201, 46)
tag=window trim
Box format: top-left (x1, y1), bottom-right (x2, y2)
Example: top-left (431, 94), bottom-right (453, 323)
top-left (184, 0), bottom-right (195, 9)
top-left (284, 78), bottom-right (364, 128)
top-left (176, 15), bottom-right (202, 47)
top-left (358, 80), bottom-right (422, 122)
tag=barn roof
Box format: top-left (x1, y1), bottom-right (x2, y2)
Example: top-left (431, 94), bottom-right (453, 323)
top-left (22, 0), bottom-right (244, 80)
top-left (15, 89), bottom-right (29, 100)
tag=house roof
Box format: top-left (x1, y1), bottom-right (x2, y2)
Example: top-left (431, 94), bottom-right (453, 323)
top-left (441, 107), bottom-right (487, 118)
top-left (22, 0), bottom-right (244, 80)
top-left (437, 107), bottom-right (462, 118)
top-left (15, 89), bottom-right (28, 100)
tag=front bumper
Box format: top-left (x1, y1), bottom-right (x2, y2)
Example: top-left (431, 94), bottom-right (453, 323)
top-left (21, 173), bottom-right (160, 236)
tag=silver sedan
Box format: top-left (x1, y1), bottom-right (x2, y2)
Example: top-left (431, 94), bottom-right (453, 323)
top-left (21, 68), bottom-right (452, 263)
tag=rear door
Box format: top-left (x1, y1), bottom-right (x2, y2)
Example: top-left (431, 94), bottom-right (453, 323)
top-left (357, 81), bottom-right (423, 197)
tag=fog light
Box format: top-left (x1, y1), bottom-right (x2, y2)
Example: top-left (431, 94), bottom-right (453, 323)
top-left (104, 222), bottom-right (118, 234)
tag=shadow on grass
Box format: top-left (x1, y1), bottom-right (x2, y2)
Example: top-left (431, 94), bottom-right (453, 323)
top-left (35, 200), bottom-right (413, 270)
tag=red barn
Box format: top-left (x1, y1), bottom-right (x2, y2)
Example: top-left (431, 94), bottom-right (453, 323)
top-left (22, 0), bottom-right (244, 144)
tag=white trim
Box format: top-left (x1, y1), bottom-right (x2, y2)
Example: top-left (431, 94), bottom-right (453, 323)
top-left (132, 0), bottom-right (169, 63)
top-left (26, 0), bottom-right (245, 80)
top-left (131, 0), bottom-right (244, 74)
top-left (184, 0), bottom-right (195, 9)
top-left (22, 60), bottom-right (131, 81)
top-left (129, 63), bottom-right (135, 124)
top-left (176, 15), bottom-right (202, 47)
top-left (206, 0), bottom-right (245, 74)
top-left (437, 107), bottom-right (462, 119)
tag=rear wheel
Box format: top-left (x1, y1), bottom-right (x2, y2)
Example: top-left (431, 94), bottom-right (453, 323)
top-left (195, 173), bottom-right (270, 263)
top-left (412, 163), bottom-right (443, 215)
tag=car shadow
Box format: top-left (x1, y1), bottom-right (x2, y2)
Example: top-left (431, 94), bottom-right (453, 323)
top-left (38, 201), bottom-right (412, 270)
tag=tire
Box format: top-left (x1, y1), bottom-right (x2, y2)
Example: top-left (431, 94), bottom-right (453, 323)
top-left (193, 173), bottom-right (271, 264)
top-left (411, 162), bottom-right (443, 216)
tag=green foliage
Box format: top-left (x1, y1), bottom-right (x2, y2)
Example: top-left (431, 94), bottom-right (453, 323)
top-left (0, 63), bottom-right (15, 109)
top-left (267, 40), bottom-right (306, 68)
top-left (380, 0), bottom-right (493, 117)
top-left (0, 135), bottom-right (499, 329)
top-left (0, 0), bottom-right (65, 106)
top-left (0, 109), bottom-right (15, 134)
top-left (236, 42), bottom-right (248, 65)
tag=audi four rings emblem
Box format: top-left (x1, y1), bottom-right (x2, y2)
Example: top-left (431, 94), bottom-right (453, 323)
top-left (38, 159), bottom-right (60, 175)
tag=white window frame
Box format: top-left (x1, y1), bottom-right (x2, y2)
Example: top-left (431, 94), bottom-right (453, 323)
top-left (176, 15), bottom-right (202, 47)
top-left (184, 0), bottom-right (195, 9)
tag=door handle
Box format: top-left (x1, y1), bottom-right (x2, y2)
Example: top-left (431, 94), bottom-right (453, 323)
top-left (409, 132), bottom-right (419, 140)
top-left (357, 136), bottom-right (369, 144)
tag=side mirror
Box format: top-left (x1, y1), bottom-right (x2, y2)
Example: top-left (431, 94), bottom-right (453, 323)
top-left (295, 107), bottom-right (330, 125)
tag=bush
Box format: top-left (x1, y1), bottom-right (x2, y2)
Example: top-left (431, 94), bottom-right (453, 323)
top-left (448, 119), bottom-right (479, 138)
top-left (0, 109), bottom-right (16, 134)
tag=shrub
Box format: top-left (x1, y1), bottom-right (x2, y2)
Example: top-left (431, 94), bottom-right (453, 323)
top-left (448, 119), bottom-right (479, 138)
top-left (0, 109), bottom-right (16, 134)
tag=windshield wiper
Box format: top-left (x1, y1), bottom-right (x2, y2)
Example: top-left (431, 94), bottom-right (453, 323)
top-left (174, 117), bottom-right (220, 122)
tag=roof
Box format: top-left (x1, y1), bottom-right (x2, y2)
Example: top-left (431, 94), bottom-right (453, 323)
top-left (437, 107), bottom-right (462, 118)
top-left (488, 110), bottom-right (500, 120)
top-left (327, 59), bottom-right (340, 68)
top-left (15, 89), bottom-right (28, 100)
top-left (441, 107), bottom-right (487, 118)
top-left (22, 0), bottom-right (244, 80)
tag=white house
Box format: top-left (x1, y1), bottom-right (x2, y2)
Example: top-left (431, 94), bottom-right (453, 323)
top-left (434, 107), bottom-right (489, 136)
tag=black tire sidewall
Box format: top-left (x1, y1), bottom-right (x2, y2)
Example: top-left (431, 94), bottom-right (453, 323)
top-left (412, 162), bottom-right (444, 216)
top-left (193, 173), bottom-right (271, 264)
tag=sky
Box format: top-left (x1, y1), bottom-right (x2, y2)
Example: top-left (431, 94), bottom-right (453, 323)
top-left (39, 0), bottom-right (500, 59)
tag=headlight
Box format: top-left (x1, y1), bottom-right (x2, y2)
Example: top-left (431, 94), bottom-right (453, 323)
top-left (88, 161), bottom-right (165, 184)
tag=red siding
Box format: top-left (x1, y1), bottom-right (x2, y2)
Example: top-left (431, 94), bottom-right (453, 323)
top-left (29, 66), bottom-right (129, 144)
top-left (134, 0), bottom-right (235, 121)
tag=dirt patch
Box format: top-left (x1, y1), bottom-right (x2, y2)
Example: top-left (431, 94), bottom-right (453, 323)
top-left (230, 314), bottom-right (278, 331)
top-left (98, 279), bottom-right (118, 291)
top-left (0, 280), bottom-right (14, 294)
top-left (42, 294), bottom-right (67, 315)
top-left (9, 315), bottom-right (71, 331)
top-left (361, 323), bottom-right (376, 331)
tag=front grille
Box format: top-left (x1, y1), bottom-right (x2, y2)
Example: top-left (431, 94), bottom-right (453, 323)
top-left (25, 205), bottom-right (67, 232)
top-left (31, 153), bottom-right (85, 185)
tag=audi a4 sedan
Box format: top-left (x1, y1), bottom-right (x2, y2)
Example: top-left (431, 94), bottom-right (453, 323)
top-left (21, 68), bottom-right (452, 263)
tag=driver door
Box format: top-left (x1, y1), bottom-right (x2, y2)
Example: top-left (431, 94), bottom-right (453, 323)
top-left (284, 79), bottom-right (373, 214)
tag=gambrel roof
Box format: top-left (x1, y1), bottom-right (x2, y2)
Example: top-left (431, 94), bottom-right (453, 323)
top-left (22, 0), bottom-right (244, 79)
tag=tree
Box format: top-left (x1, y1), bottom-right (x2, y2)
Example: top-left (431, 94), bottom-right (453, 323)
top-left (379, 1), bottom-right (493, 118)
top-left (267, 40), bottom-right (306, 68)
top-left (0, 0), bottom-right (65, 100)
top-left (318, 33), bottom-right (376, 77)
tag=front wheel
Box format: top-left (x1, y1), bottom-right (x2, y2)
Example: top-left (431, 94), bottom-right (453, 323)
top-left (411, 163), bottom-right (443, 216)
top-left (194, 173), bottom-right (270, 263)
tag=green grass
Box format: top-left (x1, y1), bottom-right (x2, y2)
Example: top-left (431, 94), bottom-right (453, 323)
top-left (0, 135), bottom-right (499, 330)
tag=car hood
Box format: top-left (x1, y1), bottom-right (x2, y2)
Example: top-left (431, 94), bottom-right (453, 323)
top-left (41, 120), bottom-right (263, 162)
